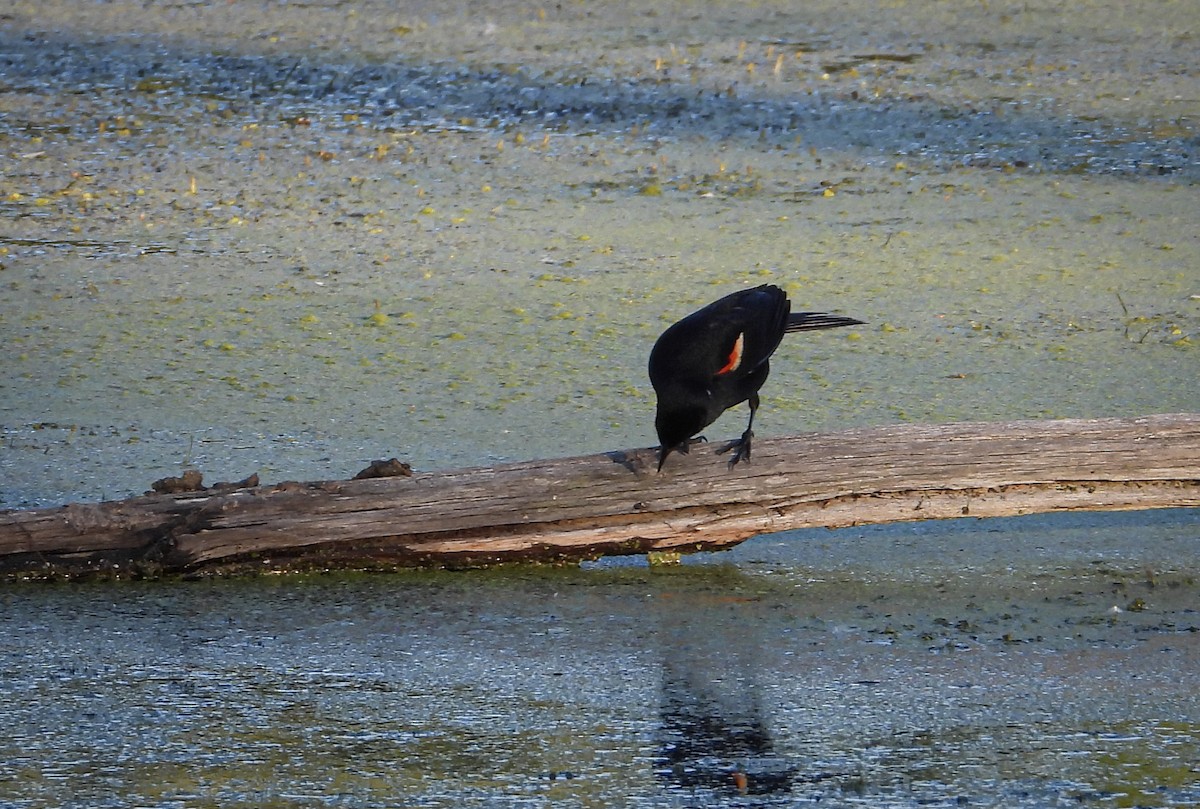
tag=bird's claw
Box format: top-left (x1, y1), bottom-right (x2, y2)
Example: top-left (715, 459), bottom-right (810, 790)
top-left (716, 429), bottom-right (753, 468)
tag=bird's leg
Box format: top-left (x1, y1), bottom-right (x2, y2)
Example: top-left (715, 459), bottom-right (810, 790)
top-left (717, 394), bottom-right (758, 467)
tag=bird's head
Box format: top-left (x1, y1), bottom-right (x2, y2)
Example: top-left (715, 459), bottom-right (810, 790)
top-left (655, 404), bottom-right (709, 471)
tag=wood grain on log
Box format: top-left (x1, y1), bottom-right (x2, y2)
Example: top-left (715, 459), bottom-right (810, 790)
top-left (2, 414), bottom-right (1197, 578)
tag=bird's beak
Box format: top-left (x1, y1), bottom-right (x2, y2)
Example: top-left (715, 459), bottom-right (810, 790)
top-left (656, 440), bottom-right (689, 472)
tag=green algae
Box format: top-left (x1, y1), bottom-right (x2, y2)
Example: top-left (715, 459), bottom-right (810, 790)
top-left (0, 0), bottom-right (1197, 507)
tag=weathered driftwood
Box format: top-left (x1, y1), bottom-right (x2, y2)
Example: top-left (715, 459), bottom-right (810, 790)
top-left (1, 414), bottom-right (1198, 578)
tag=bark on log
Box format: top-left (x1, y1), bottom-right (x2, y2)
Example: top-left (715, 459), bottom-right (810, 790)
top-left (2, 414), bottom-right (1198, 579)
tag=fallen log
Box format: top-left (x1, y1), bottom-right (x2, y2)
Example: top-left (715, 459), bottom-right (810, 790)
top-left (2, 414), bottom-right (1198, 579)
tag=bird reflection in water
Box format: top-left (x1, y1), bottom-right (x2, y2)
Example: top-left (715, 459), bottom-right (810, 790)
top-left (653, 586), bottom-right (799, 798)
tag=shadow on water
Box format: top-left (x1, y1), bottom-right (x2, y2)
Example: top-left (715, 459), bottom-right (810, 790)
top-left (1, 26), bottom-right (1194, 179)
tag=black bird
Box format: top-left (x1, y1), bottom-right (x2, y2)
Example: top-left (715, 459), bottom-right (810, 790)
top-left (649, 284), bottom-right (862, 470)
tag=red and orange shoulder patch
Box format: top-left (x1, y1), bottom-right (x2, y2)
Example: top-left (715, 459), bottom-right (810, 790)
top-left (716, 332), bottom-right (744, 375)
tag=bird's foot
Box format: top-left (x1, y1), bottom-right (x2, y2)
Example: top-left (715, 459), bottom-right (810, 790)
top-left (716, 429), bottom-right (753, 468)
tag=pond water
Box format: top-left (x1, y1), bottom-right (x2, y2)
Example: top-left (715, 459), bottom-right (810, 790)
top-left (2, 510), bottom-right (1199, 807)
top-left (1, 1), bottom-right (1198, 805)
top-left (1, 0), bottom-right (1197, 506)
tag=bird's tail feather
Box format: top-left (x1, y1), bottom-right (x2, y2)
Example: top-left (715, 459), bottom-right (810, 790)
top-left (786, 312), bottom-right (865, 332)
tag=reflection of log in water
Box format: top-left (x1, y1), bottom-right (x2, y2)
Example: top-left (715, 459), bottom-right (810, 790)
top-left (653, 590), bottom-right (798, 796)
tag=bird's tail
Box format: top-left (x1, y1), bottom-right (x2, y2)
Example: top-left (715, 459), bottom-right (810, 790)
top-left (786, 312), bottom-right (865, 332)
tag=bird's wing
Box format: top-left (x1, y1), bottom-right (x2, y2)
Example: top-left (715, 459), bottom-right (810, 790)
top-left (710, 286), bottom-right (790, 376)
top-left (649, 284), bottom-right (788, 385)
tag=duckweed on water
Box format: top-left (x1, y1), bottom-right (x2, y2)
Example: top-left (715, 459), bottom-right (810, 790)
top-left (0, 0), bottom-right (1196, 509)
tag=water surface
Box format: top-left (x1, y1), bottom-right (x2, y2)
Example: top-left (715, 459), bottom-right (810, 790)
top-left (1, 2), bottom-right (1197, 804)
top-left (3, 510), bottom-right (1198, 807)
top-left (1, 0), bottom-right (1196, 506)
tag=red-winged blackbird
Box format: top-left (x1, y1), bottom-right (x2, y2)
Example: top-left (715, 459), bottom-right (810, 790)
top-left (649, 284), bottom-right (863, 471)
